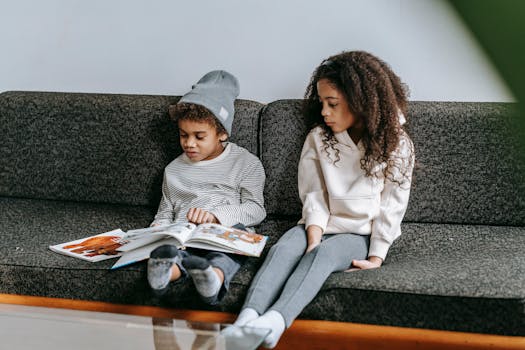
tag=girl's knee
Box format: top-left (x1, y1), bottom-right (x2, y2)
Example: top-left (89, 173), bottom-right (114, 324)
top-left (309, 242), bottom-right (333, 259)
top-left (277, 226), bottom-right (307, 245)
top-left (269, 226), bottom-right (307, 256)
top-left (269, 239), bottom-right (302, 258)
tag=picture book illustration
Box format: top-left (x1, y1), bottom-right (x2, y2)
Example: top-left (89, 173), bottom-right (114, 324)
top-left (191, 224), bottom-right (265, 248)
top-left (49, 229), bottom-right (126, 262)
top-left (63, 235), bottom-right (122, 257)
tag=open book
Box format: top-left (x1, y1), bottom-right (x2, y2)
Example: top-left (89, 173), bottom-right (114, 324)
top-left (49, 223), bottom-right (267, 270)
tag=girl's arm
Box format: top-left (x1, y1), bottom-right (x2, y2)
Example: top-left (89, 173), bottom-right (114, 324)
top-left (298, 131), bottom-right (331, 235)
top-left (356, 135), bottom-right (415, 268)
top-left (306, 225), bottom-right (323, 253)
top-left (209, 159), bottom-right (266, 227)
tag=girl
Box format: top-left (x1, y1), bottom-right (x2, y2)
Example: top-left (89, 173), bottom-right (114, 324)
top-left (232, 51), bottom-right (415, 348)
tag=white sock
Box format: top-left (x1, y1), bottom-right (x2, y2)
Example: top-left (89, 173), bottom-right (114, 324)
top-left (233, 308), bottom-right (259, 327)
top-left (246, 310), bottom-right (286, 349)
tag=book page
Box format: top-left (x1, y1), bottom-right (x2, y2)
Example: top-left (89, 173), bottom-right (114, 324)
top-left (111, 237), bottom-right (182, 269)
top-left (118, 223), bottom-right (196, 252)
top-left (49, 229), bottom-right (126, 262)
top-left (186, 223), bottom-right (267, 257)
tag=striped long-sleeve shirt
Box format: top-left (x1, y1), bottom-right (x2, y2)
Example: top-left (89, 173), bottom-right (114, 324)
top-left (152, 142), bottom-right (266, 227)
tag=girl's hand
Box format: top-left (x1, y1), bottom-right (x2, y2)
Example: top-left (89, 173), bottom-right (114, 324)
top-left (346, 256), bottom-right (383, 272)
top-left (187, 208), bottom-right (219, 224)
top-left (305, 225), bottom-right (323, 253)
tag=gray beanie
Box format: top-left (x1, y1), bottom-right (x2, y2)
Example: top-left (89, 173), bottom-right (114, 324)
top-left (178, 70), bottom-right (240, 135)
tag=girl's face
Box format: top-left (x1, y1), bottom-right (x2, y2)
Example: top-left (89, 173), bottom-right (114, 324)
top-left (178, 119), bottom-right (227, 162)
top-left (317, 78), bottom-right (362, 133)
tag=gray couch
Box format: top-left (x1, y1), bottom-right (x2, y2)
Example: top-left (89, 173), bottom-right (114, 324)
top-left (1, 91), bottom-right (524, 336)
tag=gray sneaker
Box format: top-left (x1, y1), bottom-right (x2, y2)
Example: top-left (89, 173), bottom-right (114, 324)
top-left (147, 245), bottom-right (181, 296)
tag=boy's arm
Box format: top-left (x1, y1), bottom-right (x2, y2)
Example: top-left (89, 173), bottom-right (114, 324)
top-left (151, 171), bottom-right (174, 226)
top-left (209, 160), bottom-right (266, 227)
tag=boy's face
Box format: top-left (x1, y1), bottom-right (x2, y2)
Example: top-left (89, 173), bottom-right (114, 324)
top-left (178, 119), bottom-right (227, 162)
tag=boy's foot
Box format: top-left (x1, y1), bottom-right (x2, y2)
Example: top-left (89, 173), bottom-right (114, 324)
top-left (246, 310), bottom-right (286, 349)
top-left (147, 245), bottom-right (181, 296)
top-left (233, 308), bottom-right (259, 327)
top-left (182, 256), bottom-right (222, 304)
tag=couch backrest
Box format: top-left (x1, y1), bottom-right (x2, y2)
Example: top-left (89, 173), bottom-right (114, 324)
top-left (260, 100), bottom-right (525, 226)
top-left (0, 91), bottom-right (262, 207)
top-left (404, 102), bottom-right (524, 226)
top-left (259, 100), bottom-right (306, 218)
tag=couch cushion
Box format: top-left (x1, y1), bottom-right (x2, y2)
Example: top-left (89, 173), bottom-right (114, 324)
top-left (2, 197), bottom-right (523, 334)
top-left (0, 197), bottom-right (154, 302)
top-left (251, 219), bottom-right (525, 335)
top-left (0, 196), bottom-right (266, 312)
top-left (260, 100), bottom-right (525, 226)
top-left (404, 102), bottom-right (525, 226)
top-left (0, 91), bottom-right (262, 207)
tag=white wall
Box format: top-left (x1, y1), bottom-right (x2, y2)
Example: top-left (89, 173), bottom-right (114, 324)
top-left (0, 0), bottom-right (514, 102)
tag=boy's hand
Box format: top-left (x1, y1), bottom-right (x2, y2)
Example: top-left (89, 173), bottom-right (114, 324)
top-left (346, 256), bottom-right (383, 272)
top-left (187, 208), bottom-right (219, 224)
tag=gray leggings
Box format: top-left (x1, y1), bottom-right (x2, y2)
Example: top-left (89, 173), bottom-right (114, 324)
top-left (242, 225), bottom-right (369, 327)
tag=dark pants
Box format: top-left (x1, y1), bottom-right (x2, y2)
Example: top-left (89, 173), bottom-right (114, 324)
top-left (176, 248), bottom-right (246, 304)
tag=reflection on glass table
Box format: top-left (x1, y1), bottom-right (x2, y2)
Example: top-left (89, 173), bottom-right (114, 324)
top-left (152, 318), bottom-right (270, 350)
top-left (0, 304), bottom-right (270, 350)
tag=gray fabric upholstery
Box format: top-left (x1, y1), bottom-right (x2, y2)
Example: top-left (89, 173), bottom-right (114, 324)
top-left (404, 102), bottom-right (525, 226)
top-left (0, 91), bottom-right (262, 207)
top-left (259, 100), bottom-right (306, 217)
top-left (261, 219), bottom-right (525, 335)
top-left (0, 91), bottom-right (524, 336)
top-left (261, 100), bottom-right (525, 226)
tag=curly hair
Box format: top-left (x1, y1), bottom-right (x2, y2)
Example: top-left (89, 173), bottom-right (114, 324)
top-left (303, 51), bottom-right (413, 185)
top-left (168, 102), bottom-right (228, 136)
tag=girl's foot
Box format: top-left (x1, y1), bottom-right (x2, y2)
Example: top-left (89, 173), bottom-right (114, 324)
top-left (246, 310), bottom-right (286, 349)
top-left (233, 308), bottom-right (259, 327)
top-left (182, 256), bottom-right (222, 304)
top-left (147, 245), bottom-right (181, 296)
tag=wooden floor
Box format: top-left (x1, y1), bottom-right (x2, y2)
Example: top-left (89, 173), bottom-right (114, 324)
top-left (0, 293), bottom-right (523, 350)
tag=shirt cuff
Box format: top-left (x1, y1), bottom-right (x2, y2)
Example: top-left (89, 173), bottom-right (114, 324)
top-left (304, 211), bottom-right (329, 233)
top-left (151, 219), bottom-right (171, 227)
top-left (368, 236), bottom-right (391, 261)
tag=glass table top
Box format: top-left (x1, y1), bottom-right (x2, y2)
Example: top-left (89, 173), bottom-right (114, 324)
top-left (0, 304), bottom-right (270, 350)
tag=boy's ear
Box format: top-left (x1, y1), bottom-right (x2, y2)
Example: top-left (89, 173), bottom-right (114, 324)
top-left (219, 133), bottom-right (228, 142)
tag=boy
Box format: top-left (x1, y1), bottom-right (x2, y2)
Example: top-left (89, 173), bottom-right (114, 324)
top-left (147, 70), bottom-right (266, 305)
